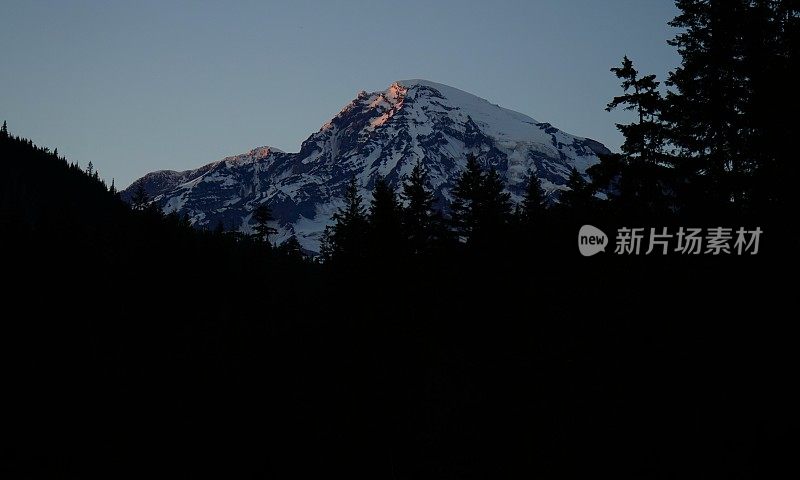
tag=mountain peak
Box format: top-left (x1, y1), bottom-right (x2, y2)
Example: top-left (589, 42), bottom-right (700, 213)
top-left (221, 145), bottom-right (283, 165)
top-left (394, 79), bottom-right (477, 98)
top-left (393, 79), bottom-right (541, 138)
top-left (124, 81), bottom-right (608, 252)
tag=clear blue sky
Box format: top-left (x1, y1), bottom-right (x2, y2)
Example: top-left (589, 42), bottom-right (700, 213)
top-left (1, 0), bottom-right (679, 188)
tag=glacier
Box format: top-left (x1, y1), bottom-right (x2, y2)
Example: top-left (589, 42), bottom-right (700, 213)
top-left (122, 79), bottom-right (610, 252)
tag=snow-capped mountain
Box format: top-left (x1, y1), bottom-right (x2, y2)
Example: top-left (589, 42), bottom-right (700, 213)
top-left (122, 79), bottom-right (609, 252)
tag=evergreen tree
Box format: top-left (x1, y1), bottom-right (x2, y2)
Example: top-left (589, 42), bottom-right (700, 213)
top-left (560, 167), bottom-right (595, 211)
top-left (322, 176), bottom-right (368, 263)
top-left (109, 178), bottom-right (117, 196)
top-left (665, 0), bottom-right (752, 207)
top-left (368, 176), bottom-right (402, 258)
top-left (450, 155), bottom-right (511, 246)
top-left (478, 167), bottom-right (512, 237)
top-left (338, 176), bottom-right (368, 229)
top-left (520, 172), bottom-right (547, 224)
top-left (86, 161), bottom-right (94, 177)
top-left (739, 0), bottom-right (798, 210)
top-left (319, 225), bottom-right (336, 262)
top-left (401, 160), bottom-right (436, 255)
top-left (251, 204), bottom-right (278, 243)
top-left (1, 121), bottom-right (7, 137)
top-left (278, 236), bottom-right (305, 261)
top-left (600, 55), bottom-right (672, 213)
top-left (607, 56), bottom-right (666, 165)
top-left (131, 182), bottom-right (150, 211)
top-left (450, 154), bottom-right (485, 242)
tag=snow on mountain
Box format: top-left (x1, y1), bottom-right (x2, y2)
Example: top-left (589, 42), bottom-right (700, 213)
top-left (121, 79), bottom-right (610, 252)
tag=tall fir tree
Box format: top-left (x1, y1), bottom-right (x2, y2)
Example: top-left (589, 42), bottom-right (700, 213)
top-left (560, 167), bottom-right (595, 211)
top-left (277, 235), bottom-right (305, 261)
top-left (520, 172), bottom-right (547, 224)
top-left (600, 55), bottom-right (671, 214)
top-left (321, 176), bottom-right (368, 263)
top-left (319, 225), bottom-right (336, 262)
top-left (450, 155), bottom-right (511, 247)
top-left (251, 204), bottom-right (278, 244)
top-left (607, 56), bottom-right (666, 165)
top-left (368, 176), bottom-right (403, 259)
top-left (665, 0), bottom-right (752, 208)
top-left (740, 0), bottom-right (798, 210)
top-left (450, 154), bottom-right (485, 243)
top-left (401, 160), bottom-right (436, 255)
top-left (478, 167), bottom-right (512, 239)
top-left (131, 182), bottom-right (150, 211)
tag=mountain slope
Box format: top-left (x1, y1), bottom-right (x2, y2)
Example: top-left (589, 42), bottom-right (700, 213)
top-left (122, 79), bottom-right (609, 251)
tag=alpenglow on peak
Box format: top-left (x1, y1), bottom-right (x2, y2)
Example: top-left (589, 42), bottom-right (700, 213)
top-left (122, 79), bottom-right (610, 252)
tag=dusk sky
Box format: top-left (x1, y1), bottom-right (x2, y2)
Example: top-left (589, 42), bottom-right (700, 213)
top-left (1, 0), bottom-right (680, 188)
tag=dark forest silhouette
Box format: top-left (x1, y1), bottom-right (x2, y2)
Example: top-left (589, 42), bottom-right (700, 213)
top-left (1, 1), bottom-right (798, 477)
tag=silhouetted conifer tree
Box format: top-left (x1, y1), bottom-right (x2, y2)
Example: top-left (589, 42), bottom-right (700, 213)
top-left (319, 225), bottom-right (336, 262)
top-left (278, 236), bottom-right (305, 261)
top-left (596, 55), bottom-right (672, 214)
top-left (607, 56), bottom-right (665, 163)
top-left (744, 0), bottom-right (798, 210)
top-left (450, 156), bottom-right (511, 247)
top-left (450, 154), bottom-right (485, 243)
top-left (368, 176), bottom-right (402, 259)
top-left (666, 0), bottom-right (752, 208)
top-left (251, 204), bottom-right (278, 244)
top-left (321, 176), bottom-right (368, 263)
top-left (560, 167), bottom-right (595, 211)
top-left (401, 161), bottom-right (436, 255)
top-left (520, 172), bottom-right (547, 225)
top-left (131, 182), bottom-right (150, 211)
top-left (478, 167), bottom-right (512, 238)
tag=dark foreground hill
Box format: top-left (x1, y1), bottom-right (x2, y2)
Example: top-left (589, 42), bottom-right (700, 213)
top-left (1, 127), bottom-right (798, 478)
